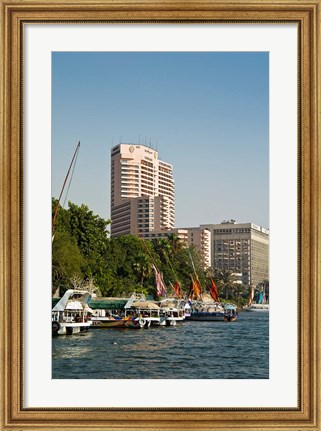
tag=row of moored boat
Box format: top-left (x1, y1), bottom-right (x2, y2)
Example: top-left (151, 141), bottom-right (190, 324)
top-left (52, 290), bottom-right (238, 335)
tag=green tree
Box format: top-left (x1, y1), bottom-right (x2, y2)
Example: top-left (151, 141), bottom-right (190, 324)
top-left (52, 198), bottom-right (209, 300)
top-left (214, 268), bottom-right (237, 300)
top-left (152, 238), bottom-right (172, 265)
top-left (164, 244), bottom-right (205, 297)
top-left (52, 199), bottom-right (111, 294)
top-left (52, 230), bottom-right (85, 294)
top-left (133, 253), bottom-right (152, 287)
top-left (167, 233), bottom-right (184, 256)
top-left (67, 202), bottom-right (110, 258)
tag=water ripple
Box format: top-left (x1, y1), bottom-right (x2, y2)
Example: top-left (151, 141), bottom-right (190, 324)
top-left (52, 312), bottom-right (269, 379)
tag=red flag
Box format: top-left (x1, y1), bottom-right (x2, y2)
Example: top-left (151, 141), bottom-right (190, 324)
top-left (208, 278), bottom-right (219, 302)
top-left (192, 275), bottom-right (201, 298)
top-left (173, 280), bottom-right (182, 298)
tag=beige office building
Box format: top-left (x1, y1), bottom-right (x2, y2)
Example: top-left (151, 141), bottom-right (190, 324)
top-left (142, 228), bottom-right (188, 243)
top-left (141, 227), bottom-right (211, 269)
top-left (201, 220), bottom-right (269, 286)
top-left (184, 227), bottom-right (212, 268)
top-left (110, 144), bottom-right (175, 237)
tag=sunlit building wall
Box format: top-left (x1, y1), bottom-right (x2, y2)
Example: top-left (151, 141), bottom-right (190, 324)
top-left (183, 227), bottom-right (212, 268)
top-left (201, 220), bottom-right (269, 286)
top-left (110, 144), bottom-right (175, 237)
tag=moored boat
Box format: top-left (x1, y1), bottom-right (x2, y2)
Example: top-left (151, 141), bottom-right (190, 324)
top-left (90, 294), bottom-right (148, 329)
top-left (188, 301), bottom-right (226, 321)
top-left (91, 313), bottom-right (147, 329)
top-left (91, 314), bottom-right (129, 328)
top-left (243, 303), bottom-right (269, 312)
top-left (125, 301), bottom-right (162, 327)
top-left (52, 289), bottom-right (93, 335)
top-left (124, 316), bottom-right (147, 329)
top-left (158, 298), bottom-right (187, 326)
top-left (223, 303), bottom-right (238, 321)
top-left (244, 285), bottom-right (269, 311)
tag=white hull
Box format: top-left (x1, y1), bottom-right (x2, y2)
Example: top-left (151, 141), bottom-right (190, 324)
top-left (244, 305), bottom-right (269, 312)
top-left (148, 316), bottom-right (166, 326)
top-left (52, 289), bottom-right (93, 335)
top-left (165, 316), bottom-right (184, 326)
top-left (245, 309), bottom-right (269, 312)
top-left (53, 321), bottom-right (92, 335)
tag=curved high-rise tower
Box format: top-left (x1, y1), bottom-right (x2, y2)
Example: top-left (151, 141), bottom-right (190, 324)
top-left (110, 144), bottom-right (175, 237)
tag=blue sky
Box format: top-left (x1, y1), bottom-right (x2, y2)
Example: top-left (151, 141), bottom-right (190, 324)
top-left (52, 52), bottom-right (269, 228)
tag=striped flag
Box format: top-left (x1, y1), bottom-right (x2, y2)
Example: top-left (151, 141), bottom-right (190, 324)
top-left (152, 264), bottom-right (167, 297)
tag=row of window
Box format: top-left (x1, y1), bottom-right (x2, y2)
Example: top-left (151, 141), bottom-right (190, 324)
top-left (110, 202), bottom-right (131, 211)
top-left (214, 229), bottom-right (251, 234)
top-left (111, 209), bottom-right (131, 219)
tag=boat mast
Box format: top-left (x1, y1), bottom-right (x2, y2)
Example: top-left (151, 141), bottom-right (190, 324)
top-left (52, 141), bottom-right (80, 236)
top-left (188, 247), bottom-right (203, 300)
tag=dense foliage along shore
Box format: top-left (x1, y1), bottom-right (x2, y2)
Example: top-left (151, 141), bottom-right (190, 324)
top-left (52, 198), bottom-right (264, 305)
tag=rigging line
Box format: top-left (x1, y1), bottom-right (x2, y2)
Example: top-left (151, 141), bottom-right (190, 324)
top-left (188, 248), bottom-right (204, 300)
top-left (52, 141), bottom-right (80, 232)
top-left (187, 247), bottom-right (196, 275)
top-left (62, 146), bottom-right (80, 208)
top-left (136, 234), bottom-right (158, 270)
top-left (164, 251), bottom-right (179, 283)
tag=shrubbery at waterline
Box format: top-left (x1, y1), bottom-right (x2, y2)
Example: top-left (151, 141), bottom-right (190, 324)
top-left (52, 199), bottom-right (205, 297)
top-left (52, 199), bottom-right (260, 303)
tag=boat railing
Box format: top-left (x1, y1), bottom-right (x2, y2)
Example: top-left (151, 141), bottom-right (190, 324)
top-left (52, 311), bottom-right (59, 322)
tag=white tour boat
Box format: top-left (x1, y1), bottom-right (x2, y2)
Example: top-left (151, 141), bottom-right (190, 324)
top-left (188, 301), bottom-right (226, 321)
top-left (123, 293), bottom-right (163, 327)
top-left (244, 285), bottom-right (269, 311)
top-left (243, 303), bottom-right (269, 312)
top-left (158, 298), bottom-right (187, 326)
top-left (125, 301), bottom-right (164, 327)
top-left (52, 289), bottom-right (93, 335)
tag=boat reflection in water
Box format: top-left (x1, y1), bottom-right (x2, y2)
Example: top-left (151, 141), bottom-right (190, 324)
top-left (52, 312), bottom-right (269, 379)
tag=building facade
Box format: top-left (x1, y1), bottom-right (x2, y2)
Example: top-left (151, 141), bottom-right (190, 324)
top-left (110, 144), bottom-right (175, 237)
top-left (184, 227), bottom-right (212, 268)
top-left (141, 227), bottom-right (211, 269)
top-left (201, 220), bottom-right (269, 286)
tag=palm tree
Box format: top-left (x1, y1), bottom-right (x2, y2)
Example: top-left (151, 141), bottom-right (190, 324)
top-left (133, 253), bottom-right (152, 287)
top-left (167, 233), bottom-right (184, 256)
top-left (153, 238), bottom-right (172, 264)
top-left (215, 268), bottom-right (237, 300)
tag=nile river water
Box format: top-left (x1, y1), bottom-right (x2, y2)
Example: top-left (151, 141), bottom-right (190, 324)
top-left (52, 311), bottom-right (269, 379)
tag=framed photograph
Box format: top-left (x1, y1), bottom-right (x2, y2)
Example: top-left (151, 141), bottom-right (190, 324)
top-left (1, 0), bottom-right (320, 430)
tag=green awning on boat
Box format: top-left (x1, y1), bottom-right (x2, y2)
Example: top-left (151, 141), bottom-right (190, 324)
top-left (52, 297), bottom-right (128, 310)
top-left (89, 299), bottom-right (128, 310)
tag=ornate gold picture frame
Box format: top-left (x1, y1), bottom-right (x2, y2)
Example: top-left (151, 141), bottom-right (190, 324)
top-left (1, 0), bottom-right (320, 430)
